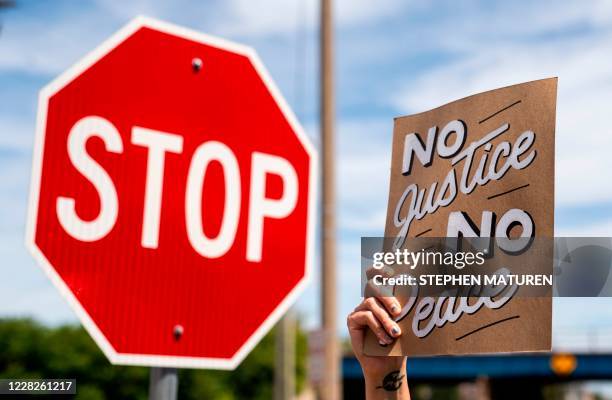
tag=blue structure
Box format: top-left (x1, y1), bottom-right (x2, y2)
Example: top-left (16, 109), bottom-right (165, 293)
top-left (343, 353), bottom-right (612, 381)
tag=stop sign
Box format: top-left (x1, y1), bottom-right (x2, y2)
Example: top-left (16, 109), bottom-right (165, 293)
top-left (26, 17), bottom-right (317, 369)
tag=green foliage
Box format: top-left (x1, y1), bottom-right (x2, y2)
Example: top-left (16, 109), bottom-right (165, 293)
top-left (0, 318), bottom-right (307, 399)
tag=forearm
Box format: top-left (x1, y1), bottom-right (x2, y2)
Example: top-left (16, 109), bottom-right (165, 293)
top-left (364, 361), bottom-right (410, 400)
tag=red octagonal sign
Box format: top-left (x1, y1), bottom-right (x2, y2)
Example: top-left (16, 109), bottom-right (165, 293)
top-left (26, 17), bottom-right (317, 369)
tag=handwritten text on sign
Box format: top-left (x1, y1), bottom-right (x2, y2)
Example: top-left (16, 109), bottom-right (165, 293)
top-left (394, 120), bottom-right (536, 249)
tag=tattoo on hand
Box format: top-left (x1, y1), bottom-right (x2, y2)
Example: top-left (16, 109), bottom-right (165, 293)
top-left (376, 370), bottom-right (404, 392)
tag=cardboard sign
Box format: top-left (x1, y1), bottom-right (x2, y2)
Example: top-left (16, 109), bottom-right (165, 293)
top-left (364, 78), bottom-right (556, 356)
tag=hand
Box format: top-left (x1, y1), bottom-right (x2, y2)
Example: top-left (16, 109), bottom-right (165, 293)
top-left (347, 296), bottom-right (410, 399)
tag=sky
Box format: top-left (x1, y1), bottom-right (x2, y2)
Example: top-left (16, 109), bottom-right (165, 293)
top-left (1, 0), bottom-right (612, 351)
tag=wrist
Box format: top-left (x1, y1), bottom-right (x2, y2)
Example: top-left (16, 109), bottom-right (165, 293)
top-left (362, 356), bottom-right (406, 379)
top-left (364, 360), bottom-right (409, 399)
top-left (363, 357), bottom-right (406, 387)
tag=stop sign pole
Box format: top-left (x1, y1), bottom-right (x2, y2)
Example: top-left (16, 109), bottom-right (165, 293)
top-left (149, 367), bottom-right (178, 400)
top-left (27, 17), bottom-right (317, 398)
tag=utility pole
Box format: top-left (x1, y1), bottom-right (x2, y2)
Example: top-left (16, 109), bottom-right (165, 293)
top-left (274, 310), bottom-right (296, 400)
top-left (320, 0), bottom-right (340, 399)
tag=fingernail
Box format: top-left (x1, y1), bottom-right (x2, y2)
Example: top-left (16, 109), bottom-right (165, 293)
top-left (391, 325), bottom-right (401, 336)
top-left (378, 340), bottom-right (388, 346)
top-left (384, 336), bottom-right (393, 344)
top-left (391, 304), bottom-right (400, 314)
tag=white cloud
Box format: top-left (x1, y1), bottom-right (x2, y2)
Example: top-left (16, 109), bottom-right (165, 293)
top-left (0, 117), bottom-right (34, 151)
top-left (335, 0), bottom-right (405, 26)
top-left (95, 0), bottom-right (405, 37)
top-left (0, 5), bottom-right (125, 74)
top-left (210, 0), bottom-right (406, 36)
top-left (553, 298), bottom-right (612, 352)
top-left (337, 118), bottom-right (392, 235)
top-left (0, 159), bottom-right (76, 324)
top-left (0, 1), bottom-right (282, 74)
top-left (392, 3), bottom-right (612, 207)
top-left (557, 218), bottom-right (612, 237)
top-left (4, 0), bottom-right (612, 335)
top-left (215, 0), bottom-right (316, 37)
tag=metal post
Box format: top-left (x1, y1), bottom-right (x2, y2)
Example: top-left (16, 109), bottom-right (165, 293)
top-left (148, 368), bottom-right (178, 400)
top-left (275, 310), bottom-right (296, 400)
top-left (320, 0), bottom-right (340, 399)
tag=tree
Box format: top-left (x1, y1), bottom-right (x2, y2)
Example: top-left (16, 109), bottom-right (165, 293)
top-left (0, 318), bottom-right (307, 399)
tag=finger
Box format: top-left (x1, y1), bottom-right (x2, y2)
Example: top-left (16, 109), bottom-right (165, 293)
top-left (347, 314), bottom-right (365, 354)
top-left (376, 295), bottom-right (402, 318)
top-left (357, 291), bottom-right (402, 319)
top-left (365, 265), bottom-right (395, 280)
top-left (348, 310), bottom-right (393, 345)
top-left (363, 277), bottom-right (395, 298)
top-left (357, 298), bottom-right (402, 338)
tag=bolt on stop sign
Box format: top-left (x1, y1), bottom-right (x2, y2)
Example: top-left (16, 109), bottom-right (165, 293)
top-left (25, 17), bottom-right (317, 369)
